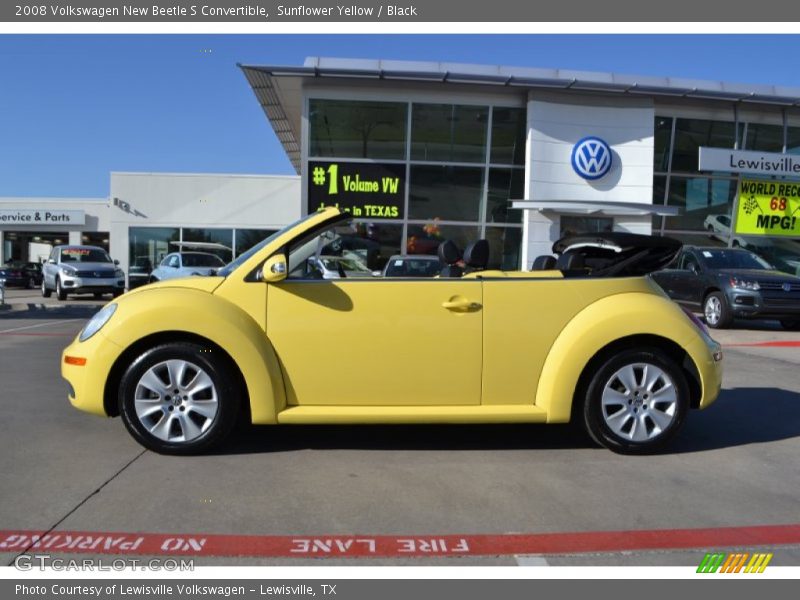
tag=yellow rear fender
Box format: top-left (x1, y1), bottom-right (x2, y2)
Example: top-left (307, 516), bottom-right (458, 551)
top-left (103, 288), bottom-right (285, 424)
top-left (536, 292), bottom-right (707, 423)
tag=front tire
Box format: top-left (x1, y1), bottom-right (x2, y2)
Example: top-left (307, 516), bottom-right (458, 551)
top-left (582, 349), bottom-right (689, 454)
top-left (56, 278), bottom-right (67, 301)
top-left (41, 279), bottom-right (52, 298)
top-left (119, 342), bottom-right (240, 455)
top-left (703, 292), bottom-right (732, 329)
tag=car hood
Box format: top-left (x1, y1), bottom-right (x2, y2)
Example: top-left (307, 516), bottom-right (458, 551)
top-left (59, 262), bottom-right (116, 271)
top-left (552, 232), bottom-right (682, 276)
top-left (715, 269), bottom-right (800, 283)
top-left (126, 276), bottom-right (225, 296)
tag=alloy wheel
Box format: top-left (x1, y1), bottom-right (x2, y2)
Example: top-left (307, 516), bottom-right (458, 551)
top-left (600, 362), bottom-right (678, 442)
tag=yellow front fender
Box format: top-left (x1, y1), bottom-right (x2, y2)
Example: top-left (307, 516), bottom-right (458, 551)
top-left (102, 287), bottom-right (285, 424)
top-left (536, 292), bottom-right (720, 423)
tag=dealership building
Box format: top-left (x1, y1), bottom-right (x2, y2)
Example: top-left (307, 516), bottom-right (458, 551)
top-left (3, 56), bottom-right (800, 283)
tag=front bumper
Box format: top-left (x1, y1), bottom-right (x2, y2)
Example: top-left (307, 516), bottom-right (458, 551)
top-left (60, 275), bottom-right (125, 294)
top-left (61, 331), bottom-right (123, 417)
top-left (727, 289), bottom-right (800, 319)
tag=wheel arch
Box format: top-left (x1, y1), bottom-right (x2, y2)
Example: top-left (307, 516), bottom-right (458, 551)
top-left (103, 331), bottom-right (250, 421)
top-left (535, 292), bottom-right (707, 423)
top-left (570, 334), bottom-right (703, 426)
top-left (99, 288), bottom-right (286, 424)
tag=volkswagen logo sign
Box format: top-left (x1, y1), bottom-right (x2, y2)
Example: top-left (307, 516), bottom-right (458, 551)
top-left (783, 282), bottom-right (792, 292)
top-left (571, 136), bottom-right (613, 180)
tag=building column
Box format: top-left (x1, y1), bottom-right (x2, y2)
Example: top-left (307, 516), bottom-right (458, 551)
top-left (68, 231), bottom-right (82, 245)
top-left (0, 230), bottom-right (5, 264)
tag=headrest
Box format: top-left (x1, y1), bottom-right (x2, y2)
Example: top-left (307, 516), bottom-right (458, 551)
top-left (463, 239), bottom-right (490, 269)
top-left (438, 240), bottom-right (462, 265)
top-left (531, 255), bottom-right (557, 270)
top-left (555, 251), bottom-right (585, 271)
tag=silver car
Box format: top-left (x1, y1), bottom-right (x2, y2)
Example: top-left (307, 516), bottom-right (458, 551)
top-left (41, 245), bottom-right (125, 300)
top-left (148, 252), bottom-right (226, 283)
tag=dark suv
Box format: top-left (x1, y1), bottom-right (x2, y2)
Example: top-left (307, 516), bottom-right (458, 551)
top-left (651, 246), bottom-right (800, 330)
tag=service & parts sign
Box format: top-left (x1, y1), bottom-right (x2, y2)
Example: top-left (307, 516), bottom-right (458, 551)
top-left (308, 161), bottom-right (406, 220)
top-left (736, 179), bottom-right (800, 237)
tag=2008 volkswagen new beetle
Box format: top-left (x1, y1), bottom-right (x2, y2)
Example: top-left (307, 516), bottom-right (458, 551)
top-left (62, 208), bottom-right (723, 455)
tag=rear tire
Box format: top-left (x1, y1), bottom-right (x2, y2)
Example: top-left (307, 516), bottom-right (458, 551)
top-left (703, 292), bottom-right (732, 329)
top-left (56, 278), bottom-right (67, 301)
top-left (119, 342), bottom-right (240, 455)
top-left (780, 319), bottom-right (800, 331)
top-left (582, 348), bottom-right (689, 455)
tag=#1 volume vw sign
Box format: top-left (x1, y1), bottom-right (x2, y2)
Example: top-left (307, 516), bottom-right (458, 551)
top-left (571, 136), bottom-right (613, 180)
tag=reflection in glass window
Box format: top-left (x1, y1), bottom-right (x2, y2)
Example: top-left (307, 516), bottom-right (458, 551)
top-left (664, 177), bottom-right (736, 231)
top-left (484, 226), bottom-right (522, 270)
top-left (182, 228), bottom-right (233, 263)
top-left (350, 222), bottom-right (402, 271)
top-left (409, 165), bottom-right (484, 222)
top-left (491, 107), bottom-right (526, 166)
top-left (486, 168), bottom-right (523, 224)
top-left (406, 224), bottom-right (479, 257)
top-left (745, 123), bottom-right (785, 152)
top-left (652, 175), bottom-right (667, 232)
top-left (235, 229), bottom-right (278, 258)
top-left (787, 126), bottom-right (800, 155)
top-left (671, 118), bottom-right (738, 173)
top-left (128, 227), bottom-right (179, 288)
top-left (654, 117), bottom-right (673, 172)
top-left (309, 99), bottom-right (407, 160)
top-left (411, 104), bottom-right (489, 163)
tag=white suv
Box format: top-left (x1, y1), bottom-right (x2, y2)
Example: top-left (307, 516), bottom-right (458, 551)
top-left (42, 245), bottom-right (125, 300)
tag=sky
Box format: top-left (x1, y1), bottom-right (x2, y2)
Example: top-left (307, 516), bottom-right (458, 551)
top-left (1, 34), bottom-right (800, 197)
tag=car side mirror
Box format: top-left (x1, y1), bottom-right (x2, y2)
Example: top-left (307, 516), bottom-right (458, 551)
top-left (261, 255), bottom-right (287, 283)
top-left (114, 259), bottom-right (120, 266)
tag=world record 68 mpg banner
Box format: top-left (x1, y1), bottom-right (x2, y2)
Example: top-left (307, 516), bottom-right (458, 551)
top-left (308, 161), bottom-right (406, 220)
top-left (737, 178), bottom-right (800, 237)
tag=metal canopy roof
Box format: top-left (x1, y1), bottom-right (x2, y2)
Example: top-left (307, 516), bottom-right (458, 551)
top-left (511, 200), bottom-right (680, 217)
top-left (240, 56), bottom-right (800, 173)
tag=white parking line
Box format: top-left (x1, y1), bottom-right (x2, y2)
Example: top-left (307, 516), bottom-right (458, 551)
top-left (0, 319), bottom-right (80, 334)
top-left (515, 554), bottom-right (550, 566)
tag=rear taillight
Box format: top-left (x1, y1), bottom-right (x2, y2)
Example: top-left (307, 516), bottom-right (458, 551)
top-left (681, 306), bottom-right (708, 336)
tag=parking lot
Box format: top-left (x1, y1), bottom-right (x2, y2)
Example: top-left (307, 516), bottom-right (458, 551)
top-left (1, 290), bottom-right (800, 567)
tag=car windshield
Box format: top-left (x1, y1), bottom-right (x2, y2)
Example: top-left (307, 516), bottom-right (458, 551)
top-left (61, 248), bottom-right (111, 263)
top-left (217, 212), bottom-right (332, 277)
top-left (182, 253), bottom-right (225, 267)
top-left (699, 248), bottom-right (772, 270)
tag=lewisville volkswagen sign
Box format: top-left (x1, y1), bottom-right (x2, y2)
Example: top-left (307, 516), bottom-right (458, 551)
top-left (699, 147), bottom-right (800, 176)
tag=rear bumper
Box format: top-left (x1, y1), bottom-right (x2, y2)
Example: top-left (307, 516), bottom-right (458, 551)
top-left (685, 333), bottom-right (724, 410)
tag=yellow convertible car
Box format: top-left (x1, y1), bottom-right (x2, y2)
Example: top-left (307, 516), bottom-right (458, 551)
top-left (62, 208), bottom-right (722, 455)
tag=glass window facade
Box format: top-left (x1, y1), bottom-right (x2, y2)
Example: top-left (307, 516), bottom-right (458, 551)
top-left (307, 98), bottom-right (526, 270)
top-left (653, 113), bottom-right (800, 277)
top-left (309, 99), bottom-right (407, 160)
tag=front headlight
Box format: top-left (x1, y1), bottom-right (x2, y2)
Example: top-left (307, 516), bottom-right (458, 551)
top-left (60, 266), bottom-right (75, 277)
top-left (729, 276), bottom-right (760, 291)
top-left (114, 268), bottom-right (125, 278)
top-left (79, 303), bottom-right (117, 342)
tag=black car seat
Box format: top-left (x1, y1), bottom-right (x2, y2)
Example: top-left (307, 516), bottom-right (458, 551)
top-left (531, 255), bottom-right (557, 270)
top-left (438, 240), bottom-right (464, 278)
top-left (555, 251), bottom-right (587, 276)
top-left (463, 239), bottom-right (490, 274)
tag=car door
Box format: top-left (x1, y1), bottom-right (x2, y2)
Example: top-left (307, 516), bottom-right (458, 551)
top-left (671, 251), bottom-right (705, 306)
top-left (265, 227), bottom-right (482, 407)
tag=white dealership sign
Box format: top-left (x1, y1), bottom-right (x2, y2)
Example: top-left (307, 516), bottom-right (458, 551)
top-left (699, 147), bottom-right (800, 176)
top-left (0, 209), bottom-right (85, 226)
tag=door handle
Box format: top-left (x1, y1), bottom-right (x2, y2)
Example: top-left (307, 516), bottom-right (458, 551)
top-left (442, 298), bottom-right (482, 311)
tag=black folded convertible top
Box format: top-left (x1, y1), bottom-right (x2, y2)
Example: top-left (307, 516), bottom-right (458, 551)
top-left (552, 232), bottom-right (682, 277)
